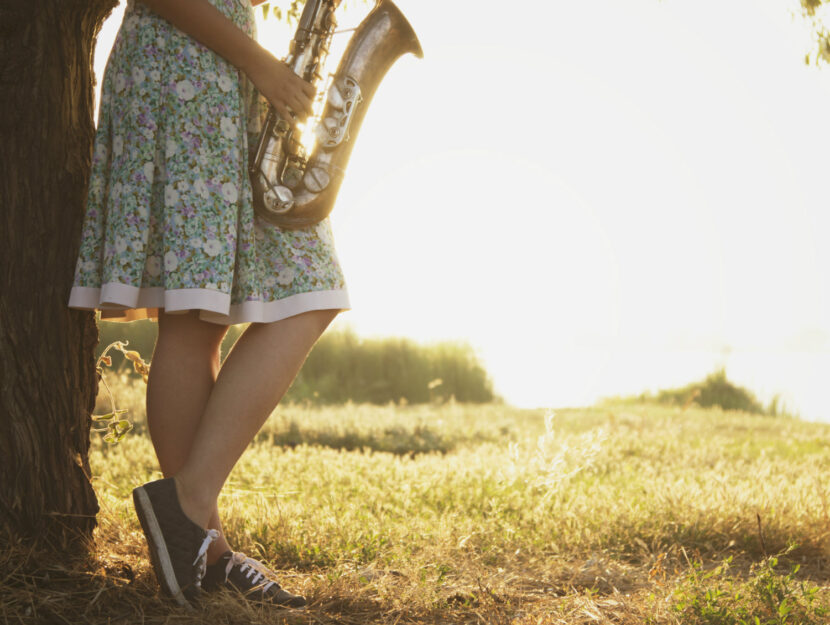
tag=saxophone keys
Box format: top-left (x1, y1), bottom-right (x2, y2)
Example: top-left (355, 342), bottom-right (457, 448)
top-left (264, 185), bottom-right (295, 214)
top-left (304, 166), bottom-right (331, 193)
top-left (327, 83), bottom-right (345, 110)
top-left (315, 117), bottom-right (341, 147)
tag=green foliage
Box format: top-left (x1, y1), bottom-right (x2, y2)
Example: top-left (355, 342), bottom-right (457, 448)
top-left (656, 367), bottom-right (766, 414)
top-left (672, 551), bottom-right (828, 625)
top-left (285, 327), bottom-right (495, 404)
top-left (259, 0), bottom-right (303, 24)
top-left (800, 0), bottom-right (830, 64)
top-left (602, 367), bottom-right (789, 417)
top-left (96, 321), bottom-right (495, 405)
top-left (258, 0), bottom-right (369, 25)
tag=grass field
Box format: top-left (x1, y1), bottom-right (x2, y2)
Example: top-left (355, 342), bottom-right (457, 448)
top-left (7, 374), bottom-right (830, 624)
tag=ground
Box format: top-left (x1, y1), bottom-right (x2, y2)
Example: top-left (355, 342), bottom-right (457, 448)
top-left (3, 378), bottom-right (829, 624)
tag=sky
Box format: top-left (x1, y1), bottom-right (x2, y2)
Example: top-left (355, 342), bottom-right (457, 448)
top-left (95, 0), bottom-right (830, 420)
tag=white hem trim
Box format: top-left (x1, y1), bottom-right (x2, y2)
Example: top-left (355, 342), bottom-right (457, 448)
top-left (68, 283), bottom-right (350, 325)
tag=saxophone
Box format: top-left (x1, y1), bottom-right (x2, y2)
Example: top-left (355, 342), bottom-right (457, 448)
top-left (249, 0), bottom-right (423, 230)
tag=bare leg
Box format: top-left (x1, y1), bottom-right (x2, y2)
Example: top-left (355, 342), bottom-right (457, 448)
top-left (146, 310), bottom-right (232, 562)
top-left (173, 309), bottom-right (339, 528)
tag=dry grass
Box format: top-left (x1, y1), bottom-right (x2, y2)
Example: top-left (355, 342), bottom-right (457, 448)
top-left (3, 381), bottom-right (830, 624)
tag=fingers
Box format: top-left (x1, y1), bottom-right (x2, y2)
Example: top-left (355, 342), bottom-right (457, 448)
top-left (290, 92), bottom-right (313, 118)
top-left (300, 80), bottom-right (315, 99)
top-left (272, 101), bottom-right (290, 122)
top-left (258, 63), bottom-right (316, 123)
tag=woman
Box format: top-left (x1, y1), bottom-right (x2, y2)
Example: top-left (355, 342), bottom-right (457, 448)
top-left (68, 0), bottom-right (348, 608)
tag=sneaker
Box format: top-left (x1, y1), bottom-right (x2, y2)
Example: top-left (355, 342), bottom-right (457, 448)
top-left (202, 550), bottom-right (308, 608)
top-left (132, 477), bottom-right (220, 608)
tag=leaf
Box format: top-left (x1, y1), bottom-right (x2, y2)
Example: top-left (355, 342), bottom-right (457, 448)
top-left (262, 4), bottom-right (269, 19)
top-left (123, 350), bottom-right (142, 363)
top-left (92, 412), bottom-right (115, 421)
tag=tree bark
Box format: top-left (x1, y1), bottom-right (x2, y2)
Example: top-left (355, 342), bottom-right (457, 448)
top-left (0, 0), bottom-right (116, 548)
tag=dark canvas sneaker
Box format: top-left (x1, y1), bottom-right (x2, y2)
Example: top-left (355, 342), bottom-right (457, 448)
top-left (132, 477), bottom-right (219, 608)
top-left (202, 550), bottom-right (308, 608)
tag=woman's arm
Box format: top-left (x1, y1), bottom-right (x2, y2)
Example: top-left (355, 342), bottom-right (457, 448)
top-left (138, 0), bottom-right (313, 121)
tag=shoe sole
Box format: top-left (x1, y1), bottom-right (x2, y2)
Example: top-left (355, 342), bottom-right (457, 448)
top-left (133, 486), bottom-right (192, 609)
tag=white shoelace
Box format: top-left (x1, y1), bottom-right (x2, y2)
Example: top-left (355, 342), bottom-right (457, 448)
top-left (224, 552), bottom-right (276, 593)
top-left (193, 529), bottom-right (221, 587)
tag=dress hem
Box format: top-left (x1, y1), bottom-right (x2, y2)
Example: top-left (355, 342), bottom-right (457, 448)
top-left (68, 283), bottom-right (350, 325)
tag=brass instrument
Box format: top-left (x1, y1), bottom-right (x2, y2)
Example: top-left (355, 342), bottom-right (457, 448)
top-left (249, 0), bottom-right (423, 229)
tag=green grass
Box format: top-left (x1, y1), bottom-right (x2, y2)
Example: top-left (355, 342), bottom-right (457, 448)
top-left (6, 376), bottom-right (830, 624)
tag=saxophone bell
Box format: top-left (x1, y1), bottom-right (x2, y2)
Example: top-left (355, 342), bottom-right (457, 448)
top-left (250, 0), bottom-right (423, 230)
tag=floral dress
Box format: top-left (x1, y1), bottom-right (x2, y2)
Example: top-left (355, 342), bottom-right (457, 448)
top-left (68, 0), bottom-right (349, 324)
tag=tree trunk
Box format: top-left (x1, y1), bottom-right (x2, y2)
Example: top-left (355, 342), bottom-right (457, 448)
top-left (0, 0), bottom-right (116, 548)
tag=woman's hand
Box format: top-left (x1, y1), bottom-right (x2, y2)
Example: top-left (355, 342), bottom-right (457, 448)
top-left (244, 48), bottom-right (315, 123)
top-left (137, 0), bottom-right (313, 124)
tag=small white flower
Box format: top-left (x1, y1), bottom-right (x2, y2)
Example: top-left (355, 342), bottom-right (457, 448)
top-left (174, 214), bottom-right (185, 226)
top-left (221, 182), bottom-right (238, 203)
top-left (203, 239), bottom-right (223, 257)
top-left (164, 185), bottom-right (180, 207)
top-left (145, 256), bottom-right (161, 277)
top-left (175, 79), bottom-right (196, 101)
top-left (199, 147), bottom-right (210, 165)
top-left (132, 238), bottom-right (144, 253)
top-left (166, 138), bottom-right (178, 158)
top-left (156, 36), bottom-right (166, 48)
top-left (149, 69), bottom-right (161, 82)
top-left (94, 143), bottom-right (108, 161)
top-left (189, 237), bottom-right (202, 249)
top-left (111, 182), bottom-right (124, 198)
top-left (164, 251), bottom-right (178, 271)
top-left (217, 74), bottom-right (234, 93)
top-left (220, 117), bottom-right (236, 139)
top-left (176, 180), bottom-right (189, 192)
top-left (205, 71), bottom-right (218, 83)
top-left (112, 135), bottom-right (124, 157)
top-left (115, 73), bottom-right (126, 92)
top-left (137, 205), bottom-right (148, 219)
top-left (89, 176), bottom-right (104, 196)
top-left (263, 276), bottom-right (277, 288)
top-left (143, 161), bottom-right (154, 183)
top-left (82, 260), bottom-right (97, 273)
top-left (254, 224), bottom-right (265, 241)
top-left (132, 67), bottom-right (145, 85)
top-left (193, 179), bottom-right (209, 199)
top-left (276, 268), bottom-right (296, 286)
top-left (114, 237), bottom-right (128, 254)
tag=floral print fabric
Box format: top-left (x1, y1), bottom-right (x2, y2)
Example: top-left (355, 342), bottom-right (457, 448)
top-left (68, 0), bottom-right (349, 325)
